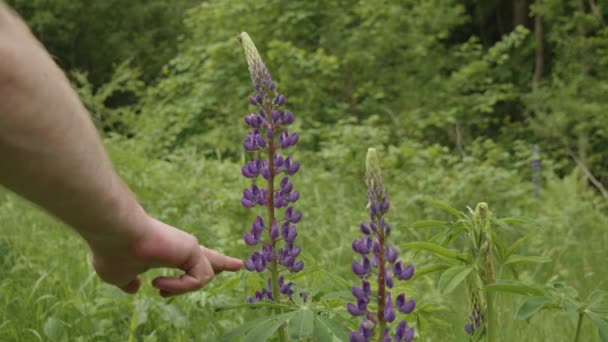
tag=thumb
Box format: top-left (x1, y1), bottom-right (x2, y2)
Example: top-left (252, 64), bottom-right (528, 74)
top-left (200, 246), bottom-right (244, 274)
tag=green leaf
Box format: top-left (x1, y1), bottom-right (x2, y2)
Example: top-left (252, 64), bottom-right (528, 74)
top-left (288, 309), bottom-right (315, 340)
top-left (416, 310), bottom-right (451, 328)
top-left (319, 291), bottom-right (352, 301)
top-left (314, 316), bottom-right (350, 342)
top-left (215, 301), bottom-right (291, 312)
top-left (424, 200), bottom-right (461, 217)
top-left (504, 255), bottom-right (551, 266)
top-left (401, 242), bottom-right (462, 263)
top-left (515, 296), bottom-right (552, 320)
top-left (499, 217), bottom-right (531, 225)
top-left (222, 316), bottom-right (272, 342)
top-left (590, 306), bottom-right (608, 313)
top-left (438, 265), bottom-right (473, 295)
top-left (589, 290), bottom-right (608, 305)
top-left (484, 281), bottom-right (545, 296)
top-left (505, 236), bottom-right (529, 257)
top-left (411, 264), bottom-right (452, 280)
top-left (312, 316), bottom-right (334, 342)
top-left (587, 311), bottom-right (608, 342)
top-left (409, 220), bottom-right (450, 229)
top-left (243, 311), bottom-right (296, 342)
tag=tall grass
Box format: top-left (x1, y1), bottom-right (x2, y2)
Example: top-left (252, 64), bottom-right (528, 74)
top-left (0, 137), bottom-right (606, 341)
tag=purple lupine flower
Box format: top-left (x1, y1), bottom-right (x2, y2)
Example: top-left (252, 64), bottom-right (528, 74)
top-left (347, 149), bottom-right (416, 341)
top-left (238, 32), bottom-right (304, 305)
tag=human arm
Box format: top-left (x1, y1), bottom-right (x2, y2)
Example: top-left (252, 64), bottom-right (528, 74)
top-left (0, 3), bottom-right (242, 296)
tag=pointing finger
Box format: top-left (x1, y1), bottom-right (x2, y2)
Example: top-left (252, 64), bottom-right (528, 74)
top-left (200, 246), bottom-right (244, 274)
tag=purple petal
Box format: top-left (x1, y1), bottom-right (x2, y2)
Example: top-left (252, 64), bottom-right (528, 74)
top-left (243, 233), bottom-right (257, 246)
top-left (241, 197), bottom-right (255, 208)
top-left (283, 112), bottom-right (294, 125)
top-left (291, 260), bottom-right (304, 272)
top-left (241, 166), bottom-right (254, 178)
top-left (399, 264), bottom-right (415, 280)
top-left (404, 328), bottom-right (414, 342)
top-left (287, 162), bottom-right (300, 175)
top-left (244, 258), bottom-right (255, 271)
top-left (347, 303), bottom-right (364, 316)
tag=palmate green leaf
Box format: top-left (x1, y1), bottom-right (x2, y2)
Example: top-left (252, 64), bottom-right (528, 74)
top-left (424, 200), bottom-right (462, 218)
top-left (587, 311), bottom-right (608, 342)
top-left (484, 281), bottom-right (545, 296)
top-left (409, 220), bottom-right (451, 229)
top-left (241, 311), bottom-right (296, 342)
top-left (319, 291), bottom-right (352, 301)
top-left (222, 316), bottom-right (272, 342)
top-left (504, 255), bottom-right (551, 266)
top-left (401, 242), bottom-right (463, 264)
top-left (438, 265), bottom-right (473, 295)
top-left (515, 296), bottom-right (553, 320)
top-left (215, 301), bottom-right (292, 312)
top-left (289, 309), bottom-right (315, 340)
top-left (312, 316), bottom-right (334, 342)
top-left (589, 290), bottom-right (608, 305)
top-left (314, 315), bottom-right (350, 342)
top-left (591, 306), bottom-right (608, 313)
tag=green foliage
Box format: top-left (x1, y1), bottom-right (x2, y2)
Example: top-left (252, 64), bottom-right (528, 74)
top-left (6, 0), bottom-right (196, 85)
top-left (2, 0), bottom-right (608, 341)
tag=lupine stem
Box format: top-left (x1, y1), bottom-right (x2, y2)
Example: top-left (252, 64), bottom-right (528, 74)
top-left (377, 232), bottom-right (387, 339)
top-left (267, 128), bottom-right (288, 342)
top-left (573, 313), bottom-right (584, 342)
top-left (485, 291), bottom-right (497, 342)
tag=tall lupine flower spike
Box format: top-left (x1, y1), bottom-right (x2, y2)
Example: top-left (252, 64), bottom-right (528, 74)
top-left (237, 33), bottom-right (303, 313)
top-left (348, 148), bottom-right (416, 342)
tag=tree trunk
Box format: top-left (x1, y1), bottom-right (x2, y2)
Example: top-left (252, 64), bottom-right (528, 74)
top-left (533, 0), bottom-right (543, 92)
top-left (514, 0), bottom-right (528, 28)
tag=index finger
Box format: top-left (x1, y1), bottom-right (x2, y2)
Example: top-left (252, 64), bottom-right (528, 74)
top-left (200, 246), bottom-right (244, 274)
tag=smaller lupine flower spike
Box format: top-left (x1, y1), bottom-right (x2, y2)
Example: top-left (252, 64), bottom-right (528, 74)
top-left (348, 148), bottom-right (416, 341)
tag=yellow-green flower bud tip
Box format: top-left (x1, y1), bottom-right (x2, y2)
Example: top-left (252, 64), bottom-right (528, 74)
top-left (237, 32), bottom-right (267, 86)
top-left (366, 148), bottom-right (382, 187)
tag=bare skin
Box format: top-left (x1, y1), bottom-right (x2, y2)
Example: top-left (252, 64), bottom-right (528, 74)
top-left (0, 3), bottom-right (242, 296)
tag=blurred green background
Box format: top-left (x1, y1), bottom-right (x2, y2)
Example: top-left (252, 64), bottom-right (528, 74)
top-left (1, 0), bottom-right (607, 340)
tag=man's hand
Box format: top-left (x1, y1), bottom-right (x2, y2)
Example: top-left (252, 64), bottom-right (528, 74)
top-left (0, 4), bottom-right (243, 297)
top-left (91, 216), bottom-right (243, 296)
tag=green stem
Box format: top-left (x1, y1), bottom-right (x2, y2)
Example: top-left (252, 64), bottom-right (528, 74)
top-left (485, 290), bottom-right (497, 342)
top-left (573, 313), bottom-right (584, 342)
top-left (267, 135), bottom-right (287, 342)
top-left (376, 224), bottom-right (386, 340)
